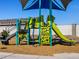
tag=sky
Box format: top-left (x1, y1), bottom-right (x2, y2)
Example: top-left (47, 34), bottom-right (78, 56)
top-left (0, 0), bottom-right (79, 24)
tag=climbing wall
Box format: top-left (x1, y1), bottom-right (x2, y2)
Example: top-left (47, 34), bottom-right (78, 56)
top-left (40, 26), bottom-right (50, 44)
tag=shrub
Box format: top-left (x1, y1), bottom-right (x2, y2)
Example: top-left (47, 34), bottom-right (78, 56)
top-left (2, 30), bottom-right (9, 38)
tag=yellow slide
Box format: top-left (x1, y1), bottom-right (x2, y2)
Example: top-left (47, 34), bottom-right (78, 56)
top-left (52, 22), bottom-right (76, 43)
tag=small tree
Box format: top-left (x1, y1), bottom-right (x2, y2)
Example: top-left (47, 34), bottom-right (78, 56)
top-left (2, 30), bottom-right (9, 39)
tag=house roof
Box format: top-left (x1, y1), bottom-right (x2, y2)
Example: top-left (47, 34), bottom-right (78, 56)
top-left (0, 19), bottom-right (16, 26)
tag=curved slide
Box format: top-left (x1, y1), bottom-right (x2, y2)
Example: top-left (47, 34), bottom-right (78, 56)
top-left (6, 32), bottom-right (16, 41)
top-left (52, 22), bottom-right (76, 43)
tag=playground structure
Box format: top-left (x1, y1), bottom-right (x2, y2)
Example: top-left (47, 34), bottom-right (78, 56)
top-left (15, 15), bottom-right (76, 45)
top-left (0, 0), bottom-right (77, 46)
top-left (0, 15), bottom-right (76, 46)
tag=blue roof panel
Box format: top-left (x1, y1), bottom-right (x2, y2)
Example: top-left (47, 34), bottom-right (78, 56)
top-left (24, 0), bottom-right (64, 10)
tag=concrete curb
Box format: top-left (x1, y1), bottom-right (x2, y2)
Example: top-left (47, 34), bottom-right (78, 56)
top-left (0, 52), bottom-right (79, 59)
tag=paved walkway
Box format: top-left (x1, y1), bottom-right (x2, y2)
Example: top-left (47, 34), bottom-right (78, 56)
top-left (0, 52), bottom-right (79, 59)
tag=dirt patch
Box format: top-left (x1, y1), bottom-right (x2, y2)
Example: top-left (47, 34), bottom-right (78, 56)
top-left (0, 35), bottom-right (79, 56)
